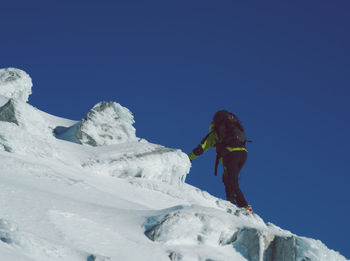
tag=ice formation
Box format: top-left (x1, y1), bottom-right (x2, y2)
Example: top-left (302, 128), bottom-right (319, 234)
top-left (0, 68), bottom-right (32, 102)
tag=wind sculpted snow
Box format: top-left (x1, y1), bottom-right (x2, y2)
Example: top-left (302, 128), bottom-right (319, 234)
top-left (0, 68), bottom-right (348, 261)
top-left (0, 68), bottom-right (32, 102)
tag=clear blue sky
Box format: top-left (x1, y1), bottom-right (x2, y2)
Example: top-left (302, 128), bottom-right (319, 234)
top-left (1, 0), bottom-right (349, 258)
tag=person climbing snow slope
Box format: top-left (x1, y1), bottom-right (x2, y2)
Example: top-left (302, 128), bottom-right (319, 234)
top-left (188, 110), bottom-right (253, 213)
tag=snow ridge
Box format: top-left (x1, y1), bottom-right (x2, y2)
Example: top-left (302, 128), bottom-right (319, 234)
top-left (0, 68), bottom-right (348, 261)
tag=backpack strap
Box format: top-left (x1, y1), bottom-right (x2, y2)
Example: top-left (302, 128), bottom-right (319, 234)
top-left (214, 154), bottom-right (220, 176)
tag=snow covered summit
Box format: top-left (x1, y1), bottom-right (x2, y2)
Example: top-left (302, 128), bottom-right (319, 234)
top-left (0, 68), bottom-right (348, 261)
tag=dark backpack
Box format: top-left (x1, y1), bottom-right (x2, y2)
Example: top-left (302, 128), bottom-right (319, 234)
top-left (212, 110), bottom-right (247, 176)
top-left (213, 110), bottom-right (246, 148)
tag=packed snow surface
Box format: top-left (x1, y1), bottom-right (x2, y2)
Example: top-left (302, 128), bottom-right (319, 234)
top-left (0, 68), bottom-right (348, 261)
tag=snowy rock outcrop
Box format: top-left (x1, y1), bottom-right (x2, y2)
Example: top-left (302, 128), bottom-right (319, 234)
top-left (82, 142), bottom-right (189, 185)
top-left (0, 68), bottom-right (32, 102)
top-left (55, 101), bottom-right (137, 146)
top-left (144, 206), bottom-right (347, 261)
top-left (0, 94), bottom-right (72, 156)
top-left (0, 99), bottom-right (18, 125)
top-left (0, 67), bottom-right (33, 131)
top-left (144, 206), bottom-right (289, 260)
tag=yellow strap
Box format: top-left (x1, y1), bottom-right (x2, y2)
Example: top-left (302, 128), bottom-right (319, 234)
top-left (226, 147), bottom-right (248, 152)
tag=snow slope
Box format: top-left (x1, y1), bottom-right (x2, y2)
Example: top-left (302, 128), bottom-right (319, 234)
top-left (0, 68), bottom-right (348, 261)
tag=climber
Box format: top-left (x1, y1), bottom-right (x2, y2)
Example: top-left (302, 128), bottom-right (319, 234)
top-left (188, 110), bottom-right (252, 213)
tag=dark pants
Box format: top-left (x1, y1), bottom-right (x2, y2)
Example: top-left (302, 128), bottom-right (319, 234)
top-left (222, 150), bottom-right (248, 207)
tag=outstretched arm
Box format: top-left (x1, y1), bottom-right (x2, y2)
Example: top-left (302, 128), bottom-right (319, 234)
top-left (188, 131), bottom-right (218, 161)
